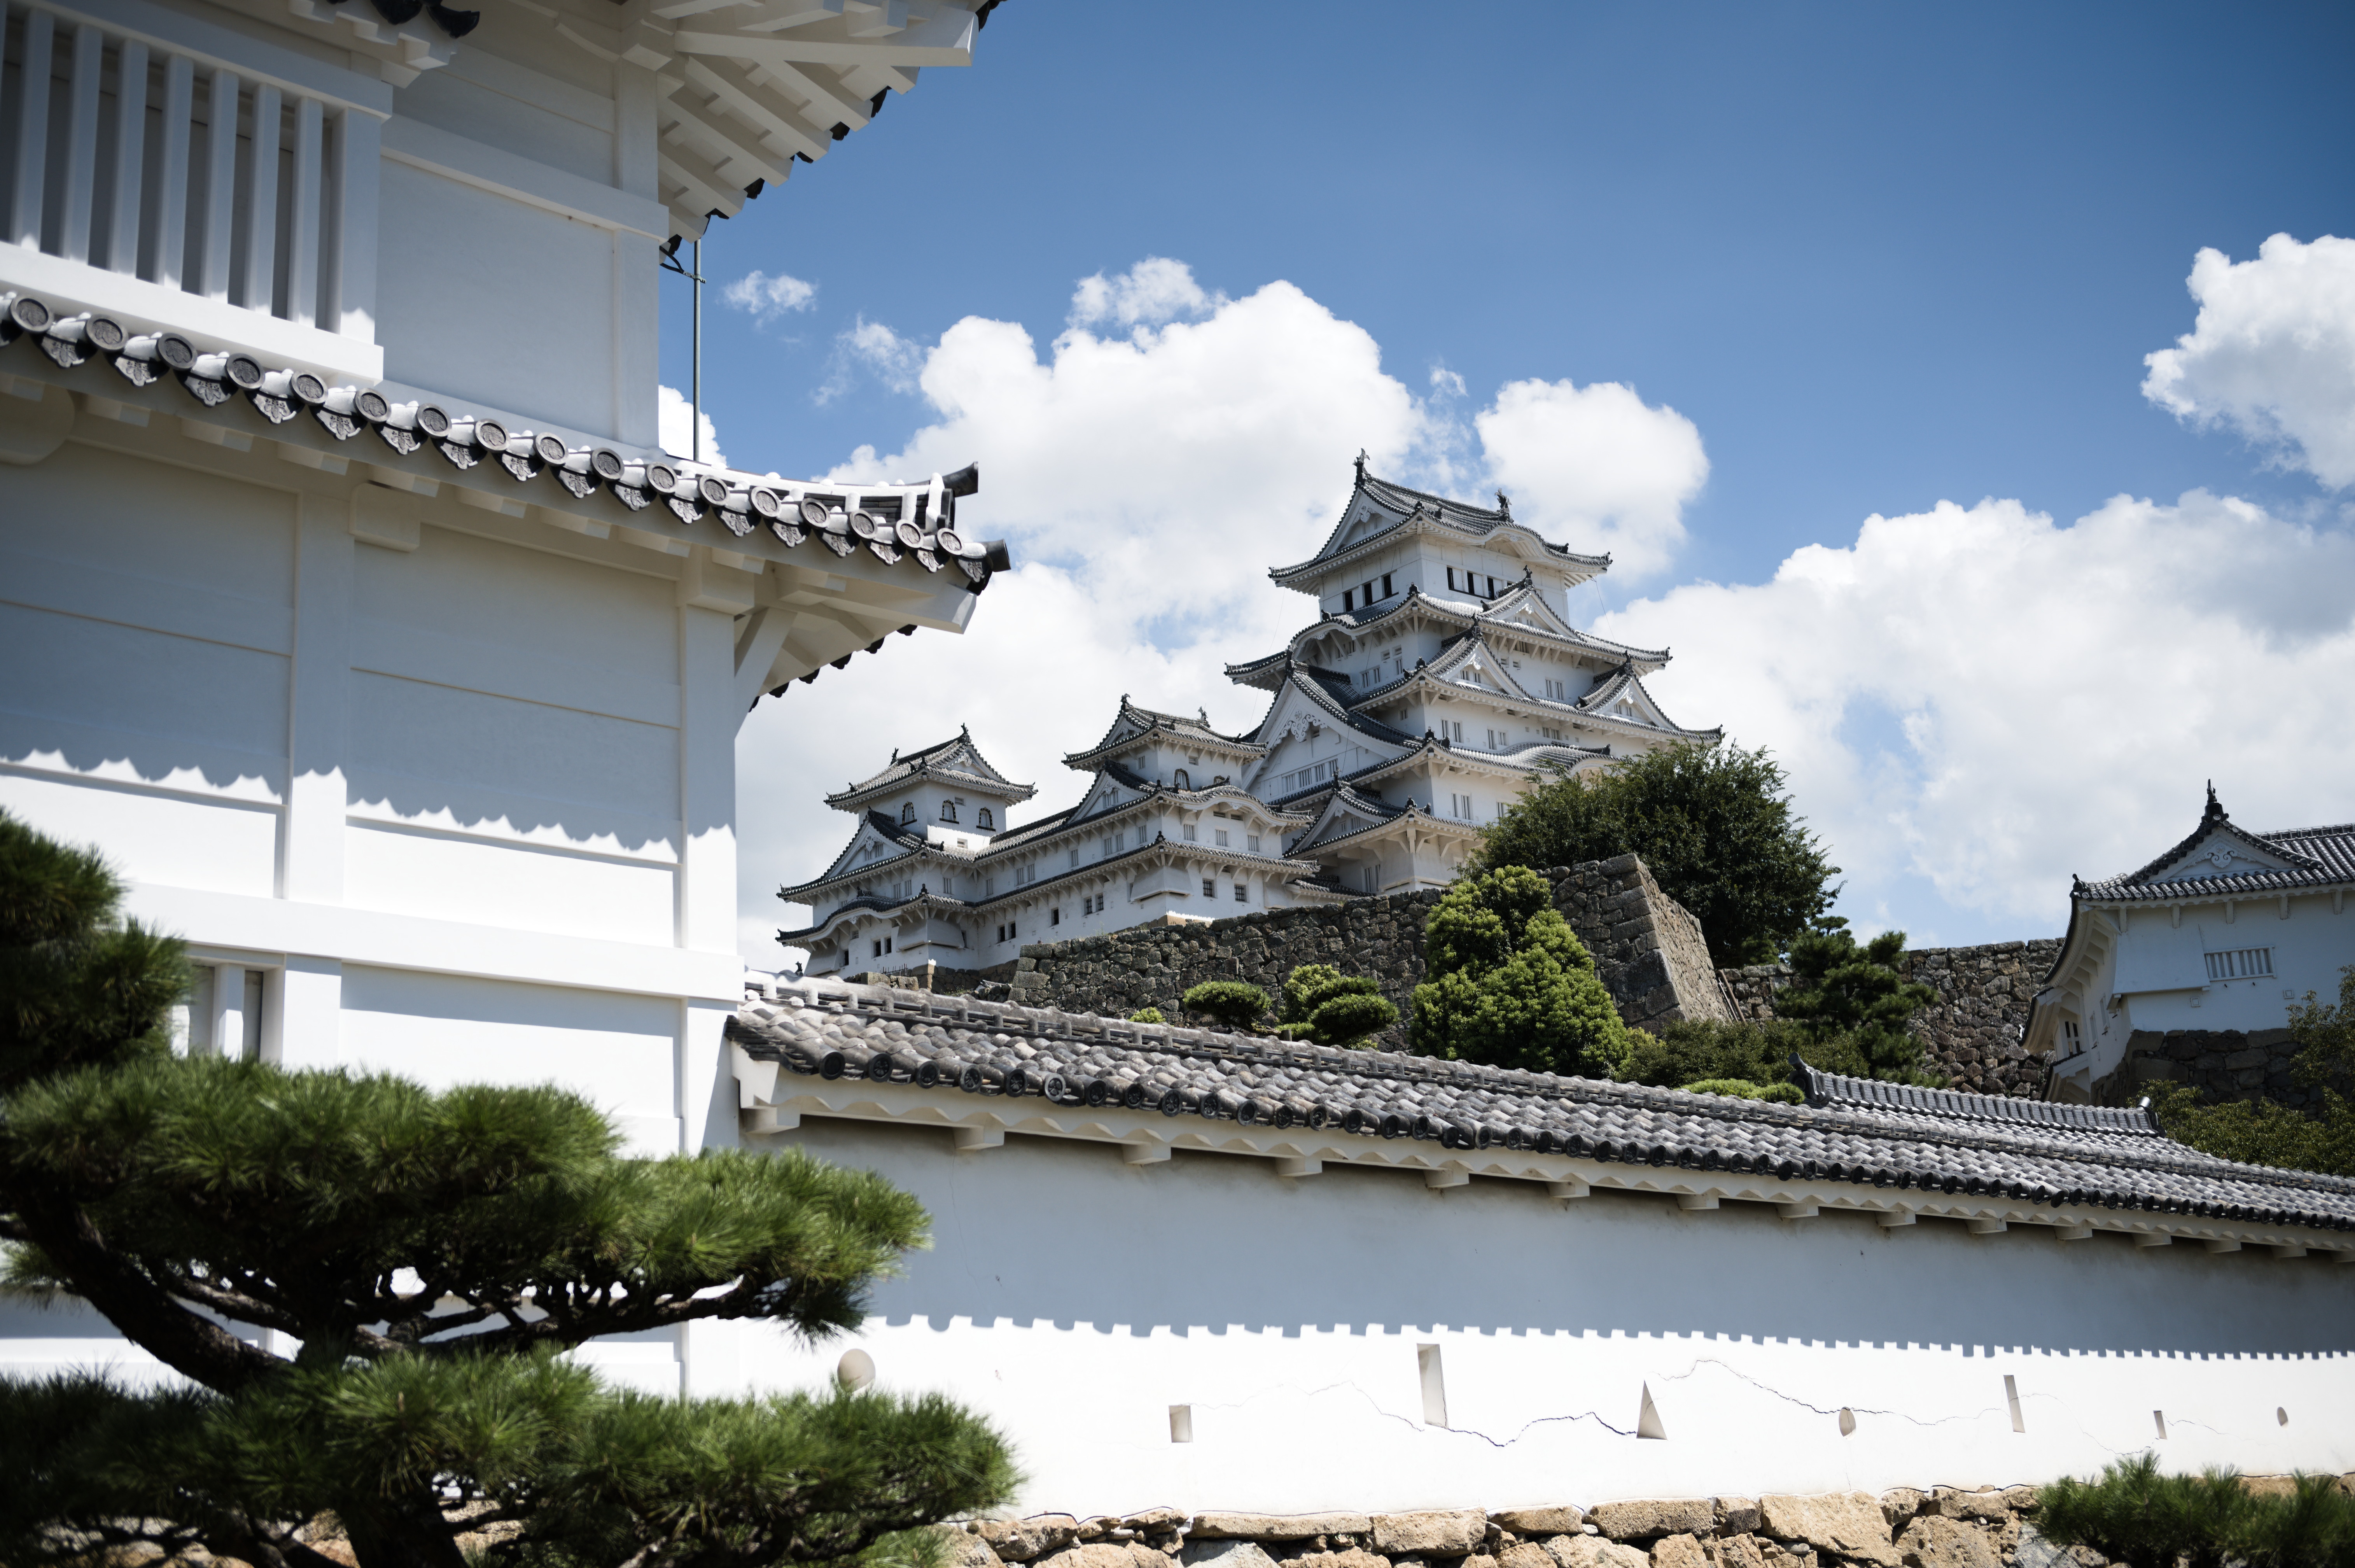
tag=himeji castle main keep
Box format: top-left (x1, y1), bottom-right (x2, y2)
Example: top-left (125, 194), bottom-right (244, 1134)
top-left (788, 460), bottom-right (1720, 977)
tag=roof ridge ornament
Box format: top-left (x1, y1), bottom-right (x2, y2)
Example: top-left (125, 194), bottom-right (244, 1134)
top-left (1496, 489), bottom-right (1510, 518)
top-left (2206, 779), bottom-right (2224, 820)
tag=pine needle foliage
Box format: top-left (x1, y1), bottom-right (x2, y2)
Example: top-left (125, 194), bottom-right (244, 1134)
top-left (1411, 866), bottom-right (1631, 1080)
top-left (1477, 740), bottom-right (1838, 966)
top-left (1274, 964), bottom-right (1398, 1049)
top-left (0, 812), bottom-right (1015, 1568)
top-left (2036, 1452), bottom-right (2355, 1568)
top-left (1182, 980), bottom-right (1269, 1029)
top-left (1772, 920), bottom-right (1942, 1083)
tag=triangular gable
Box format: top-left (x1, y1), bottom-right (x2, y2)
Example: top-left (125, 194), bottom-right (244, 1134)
top-left (1245, 679), bottom-right (1407, 795)
top-left (2145, 822), bottom-right (2307, 885)
top-left (1292, 784), bottom-right (1405, 853)
top-left (1423, 633), bottom-right (1536, 703)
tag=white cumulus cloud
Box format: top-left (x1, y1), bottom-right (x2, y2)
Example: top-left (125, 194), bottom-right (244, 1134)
top-left (733, 262), bottom-right (1736, 964)
top-left (1068, 257), bottom-right (1219, 331)
top-left (721, 268), bottom-right (818, 324)
top-left (1477, 376), bottom-right (1711, 579)
top-left (818, 316), bottom-right (926, 404)
top-left (2142, 233), bottom-right (2355, 489)
top-left (1598, 491), bottom-right (2355, 940)
top-left (657, 385), bottom-right (725, 468)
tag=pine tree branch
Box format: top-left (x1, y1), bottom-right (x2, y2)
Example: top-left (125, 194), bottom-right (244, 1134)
top-left (9, 1192), bottom-right (286, 1393)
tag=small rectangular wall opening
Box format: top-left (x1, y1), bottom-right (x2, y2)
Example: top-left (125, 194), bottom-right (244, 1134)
top-left (2005, 1374), bottom-right (2025, 1433)
top-left (1417, 1343), bottom-right (1449, 1429)
top-left (2154, 1410), bottom-right (2168, 1439)
top-left (1167, 1404), bottom-right (1192, 1444)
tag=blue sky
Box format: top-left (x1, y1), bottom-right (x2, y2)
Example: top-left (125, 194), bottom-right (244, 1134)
top-left (685, 3), bottom-right (2355, 963)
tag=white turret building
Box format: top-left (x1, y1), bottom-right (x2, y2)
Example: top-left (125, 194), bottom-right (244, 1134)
top-left (1226, 460), bottom-right (1720, 895)
top-left (782, 462), bottom-right (1720, 975)
top-left (783, 713), bottom-right (1335, 977)
top-left (0, 0), bottom-right (1006, 1390)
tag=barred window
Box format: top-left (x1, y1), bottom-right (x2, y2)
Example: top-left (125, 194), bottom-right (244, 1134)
top-left (1202, 878), bottom-right (1215, 898)
top-left (2205, 947), bottom-right (2274, 982)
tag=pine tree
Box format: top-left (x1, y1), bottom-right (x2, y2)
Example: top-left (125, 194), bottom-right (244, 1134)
top-left (1410, 866), bottom-right (1631, 1080)
top-left (0, 813), bottom-right (1014, 1568)
top-left (1772, 919), bottom-right (1940, 1082)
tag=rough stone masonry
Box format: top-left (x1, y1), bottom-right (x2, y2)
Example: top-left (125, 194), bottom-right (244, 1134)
top-left (946, 1486), bottom-right (2153, 1568)
top-left (1003, 855), bottom-right (1732, 1050)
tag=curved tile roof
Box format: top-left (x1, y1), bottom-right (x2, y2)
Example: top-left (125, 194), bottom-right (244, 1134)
top-left (2075, 787), bottom-right (2355, 903)
top-left (0, 294), bottom-right (1002, 708)
top-left (728, 983), bottom-right (2355, 1235)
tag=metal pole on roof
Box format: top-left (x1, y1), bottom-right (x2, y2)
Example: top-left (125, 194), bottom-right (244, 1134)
top-left (691, 237), bottom-right (702, 464)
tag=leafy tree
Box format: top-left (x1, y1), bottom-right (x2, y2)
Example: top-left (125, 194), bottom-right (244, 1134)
top-left (1181, 979), bottom-right (1268, 1030)
top-left (1480, 740), bottom-right (1838, 966)
top-left (1411, 866), bottom-right (1631, 1080)
top-left (1126, 1006), bottom-right (1165, 1024)
top-left (1274, 964), bottom-right (1399, 1049)
top-left (2154, 964), bottom-right (2355, 1178)
top-left (1772, 919), bottom-right (1941, 1082)
top-left (0, 813), bottom-right (1014, 1568)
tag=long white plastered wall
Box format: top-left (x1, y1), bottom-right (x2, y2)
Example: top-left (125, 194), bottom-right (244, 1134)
top-left (720, 1064), bottom-right (2355, 1510)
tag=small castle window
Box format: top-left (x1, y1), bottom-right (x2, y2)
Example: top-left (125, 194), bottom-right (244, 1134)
top-left (978, 807), bottom-right (994, 830)
top-left (1050, 908), bottom-right (1059, 926)
top-left (1342, 589), bottom-right (1355, 613)
top-left (2205, 947), bottom-right (2273, 982)
top-left (1201, 878), bottom-right (1215, 897)
top-left (1233, 883), bottom-right (1248, 903)
top-left (940, 801), bottom-right (958, 822)
top-left (899, 803), bottom-right (915, 824)
top-left (1381, 572), bottom-right (1393, 597)
top-left (1174, 768), bottom-right (1190, 789)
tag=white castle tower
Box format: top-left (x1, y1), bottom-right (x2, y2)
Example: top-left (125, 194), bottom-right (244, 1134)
top-left (1226, 458), bottom-right (1720, 894)
top-left (782, 714), bottom-right (1335, 977)
top-left (780, 460), bottom-right (1719, 976)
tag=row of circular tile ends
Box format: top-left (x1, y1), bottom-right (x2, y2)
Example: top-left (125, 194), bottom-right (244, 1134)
top-left (739, 1026), bottom-right (2350, 1229)
top-left (1, 294), bottom-right (1000, 583)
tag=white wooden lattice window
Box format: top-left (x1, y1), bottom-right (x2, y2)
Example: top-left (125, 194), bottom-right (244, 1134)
top-left (2205, 947), bottom-right (2274, 982)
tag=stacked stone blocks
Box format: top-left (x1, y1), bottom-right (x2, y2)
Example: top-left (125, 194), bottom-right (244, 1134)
top-left (951, 1486), bottom-right (2076, 1568)
top-left (1001, 855), bottom-right (1729, 1048)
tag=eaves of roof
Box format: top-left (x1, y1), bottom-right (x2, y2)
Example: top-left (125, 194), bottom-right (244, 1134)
top-left (727, 980), bottom-right (2355, 1244)
top-left (0, 295), bottom-right (1003, 706)
top-left (1268, 507), bottom-right (1610, 591)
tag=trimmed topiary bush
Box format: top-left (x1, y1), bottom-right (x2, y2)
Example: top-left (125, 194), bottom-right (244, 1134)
top-left (1411, 865), bottom-right (1630, 1080)
top-left (1127, 1007), bottom-right (1164, 1024)
top-left (1181, 980), bottom-right (1268, 1030)
top-left (1679, 1078), bottom-right (1804, 1104)
top-left (1277, 964), bottom-right (1398, 1049)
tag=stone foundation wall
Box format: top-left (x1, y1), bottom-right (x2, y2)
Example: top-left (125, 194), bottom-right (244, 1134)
top-left (1000, 855), bottom-right (1728, 1047)
top-left (952, 1486), bottom-right (2083, 1568)
top-left (2095, 1027), bottom-right (2305, 1109)
top-left (1709, 941), bottom-right (2063, 1097)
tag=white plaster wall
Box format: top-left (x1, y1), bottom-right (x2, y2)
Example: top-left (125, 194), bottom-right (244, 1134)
top-left (339, 966), bottom-right (684, 1155)
top-left (712, 1119), bottom-right (2355, 1510)
top-left (375, 160), bottom-right (623, 439)
top-left (0, 448), bottom-right (294, 894)
top-left (2118, 898), bottom-right (2355, 1036)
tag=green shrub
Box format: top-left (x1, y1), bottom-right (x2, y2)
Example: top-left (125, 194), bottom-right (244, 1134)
top-left (1478, 739), bottom-right (1837, 966)
top-left (1303, 991), bottom-right (1396, 1049)
top-left (1127, 1007), bottom-right (1164, 1025)
top-left (1678, 1078), bottom-right (1804, 1104)
top-left (2154, 966), bottom-right (2355, 1178)
top-left (1775, 919), bottom-right (1941, 1082)
top-left (1182, 980), bottom-right (1268, 1030)
top-left (1624, 1018), bottom-right (1879, 1088)
top-left (1411, 866), bottom-right (1630, 1080)
top-left (1278, 964), bottom-right (1398, 1048)
top-left (2035, 1452), bottom-right (2355, 1568)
